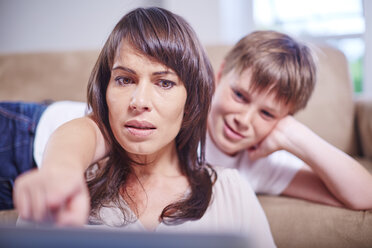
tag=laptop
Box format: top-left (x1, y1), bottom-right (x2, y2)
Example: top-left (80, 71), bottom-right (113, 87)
top-left (0, 225), bottom-right (250, 248)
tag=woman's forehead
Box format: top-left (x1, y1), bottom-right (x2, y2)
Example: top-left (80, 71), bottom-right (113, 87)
top-left (113, 42), bottom-right (174, 73)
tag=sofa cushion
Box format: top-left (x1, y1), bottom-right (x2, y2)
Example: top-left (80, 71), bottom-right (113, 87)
top-left (259, 195), bottom-right (372, 248)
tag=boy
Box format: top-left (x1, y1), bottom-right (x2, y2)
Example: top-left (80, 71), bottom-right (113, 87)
top-left (206, 31), bottom-right (372, 208)
top-left (12, 31), bottom-right (372, 224)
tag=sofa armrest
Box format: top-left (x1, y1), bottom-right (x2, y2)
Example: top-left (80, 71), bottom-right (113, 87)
top-left (259, 195), bottom-right (372, 248)
top-left (355, 98), bottom-right (372, 159)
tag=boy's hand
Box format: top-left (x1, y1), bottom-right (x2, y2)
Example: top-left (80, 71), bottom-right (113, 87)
top-left (247, 116), bottom-right (299, 160)
top-left (13, 165), bottom-right (89, 226)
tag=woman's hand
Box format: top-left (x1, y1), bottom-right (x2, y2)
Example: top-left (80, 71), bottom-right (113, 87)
top-left (13, 165), bottom-right (89, 226)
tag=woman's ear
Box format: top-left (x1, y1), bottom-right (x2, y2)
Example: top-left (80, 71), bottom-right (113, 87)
top-left (215, 61), bottom-right (225, 85)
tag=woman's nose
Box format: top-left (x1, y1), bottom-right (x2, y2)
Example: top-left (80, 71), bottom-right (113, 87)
top-left (129, 82), bottom-right (152, 112)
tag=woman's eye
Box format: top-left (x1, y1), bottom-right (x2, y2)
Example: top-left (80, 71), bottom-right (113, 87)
top-left (115, 76), bottom-right (133, 86)
top-left (158, 80), bottom-right (175, 89)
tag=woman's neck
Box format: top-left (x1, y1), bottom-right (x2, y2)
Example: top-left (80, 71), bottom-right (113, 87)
top-left (129, 142), bottom-right (183, 179)
top-left (122, 142), bottom-right (189, 231)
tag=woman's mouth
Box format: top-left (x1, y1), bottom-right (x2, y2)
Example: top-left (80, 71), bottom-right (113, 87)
top-left (125, 120), bottom-right (156, 137)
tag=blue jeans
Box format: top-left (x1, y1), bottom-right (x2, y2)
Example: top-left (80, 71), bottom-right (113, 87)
top-left (0, 102), bottom-right (47, 209)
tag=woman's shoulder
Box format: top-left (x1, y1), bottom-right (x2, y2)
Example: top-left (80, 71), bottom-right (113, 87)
top-left (207, 166), bottom-right (261, 226)
top-left (213, 165), bottom-right (241, 180)
top-left (212, 166), bottom-right (254, 194)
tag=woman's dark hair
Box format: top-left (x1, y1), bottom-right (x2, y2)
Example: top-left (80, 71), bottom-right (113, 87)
top-left (86, 7), bottom-right (215, 225)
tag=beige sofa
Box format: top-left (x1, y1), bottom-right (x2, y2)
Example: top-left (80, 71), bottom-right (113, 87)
top-left (1, 44), bottom-right (372, 247)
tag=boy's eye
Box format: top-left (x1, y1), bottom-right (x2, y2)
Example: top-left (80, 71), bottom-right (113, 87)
top-left (233, 89), bottom-right (246, 102)
top-left (158, 80), bottom-right (175, 89)
top-left (261, 110), bottom-right (275, 119)
top-left (115, 76), bottom-right (134, 86)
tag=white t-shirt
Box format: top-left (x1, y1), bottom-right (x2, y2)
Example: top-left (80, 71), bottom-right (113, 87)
top-left (87, 167), bottom-right (276, 248)
top-left (34, 101), bottom-right (303, 195)
top-left (205, 132), bottom-right (303, 195)
top-left (33, 101), bottom-right (88, 167)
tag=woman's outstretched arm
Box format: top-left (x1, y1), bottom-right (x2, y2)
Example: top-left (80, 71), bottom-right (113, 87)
top-left (14, 116), bottom-right (108, 226)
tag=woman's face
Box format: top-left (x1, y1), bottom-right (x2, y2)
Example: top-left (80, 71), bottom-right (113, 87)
top-left (106, 43), bottom-right (187, 157)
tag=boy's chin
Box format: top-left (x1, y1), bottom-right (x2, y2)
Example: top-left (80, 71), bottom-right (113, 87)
top-left (215, 139), bottom-right (238, 156)
top-left (218, 140), bottom-right (250, 156)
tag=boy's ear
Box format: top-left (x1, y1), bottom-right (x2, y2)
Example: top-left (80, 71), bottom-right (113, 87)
top-left (215, 60), bottom-right (225, 85)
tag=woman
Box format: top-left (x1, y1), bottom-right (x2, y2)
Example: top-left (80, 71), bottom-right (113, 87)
top-left (14, 7), bottom-right (275, 247)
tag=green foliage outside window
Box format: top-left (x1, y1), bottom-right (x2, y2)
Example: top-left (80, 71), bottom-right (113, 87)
top-left (350, 57), bottom-right (363, 93)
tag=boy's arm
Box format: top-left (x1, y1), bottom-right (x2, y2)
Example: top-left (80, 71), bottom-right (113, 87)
top-left (282, 166), bottom-right (344, 207)
top-left (249, 116), bottom-right (372, 210)
top-left (14, 116), bottom-right (108, 225)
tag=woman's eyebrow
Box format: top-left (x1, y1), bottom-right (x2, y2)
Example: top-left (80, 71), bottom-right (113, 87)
top-left (112, 66), bottom-right (176, 77)
top-left (112, 66), bottom-right (135, 74)
top-left (152, 71), bottom-right (176, 76)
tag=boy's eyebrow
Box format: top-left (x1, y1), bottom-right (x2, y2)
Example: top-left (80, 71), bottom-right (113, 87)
top-left (112, 66), bottom-right (176, 76)
top-left (264, 106), bottom-right (280, 114)
top-left (237, 86), bottom-right (281, 114)
top-left (235, 86), bottom-right (251, 99)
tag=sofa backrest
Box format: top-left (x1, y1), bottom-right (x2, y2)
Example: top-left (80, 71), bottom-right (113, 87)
top-left (0, 51), bottom-right (98, 102)
top-left (294, 45), bottom-right (357, 155)
top-left (0, 44), bottom-right (356, 155)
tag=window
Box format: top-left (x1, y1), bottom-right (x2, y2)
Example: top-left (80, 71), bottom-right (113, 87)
top-left (253, 0), bottom-right (365, 93)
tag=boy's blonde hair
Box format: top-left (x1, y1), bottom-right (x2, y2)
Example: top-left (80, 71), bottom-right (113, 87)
top-left (222, 30), bottom-right (316, 114)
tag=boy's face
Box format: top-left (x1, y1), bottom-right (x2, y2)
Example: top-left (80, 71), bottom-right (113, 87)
top-left (208, 68), bottom-right (292, 155)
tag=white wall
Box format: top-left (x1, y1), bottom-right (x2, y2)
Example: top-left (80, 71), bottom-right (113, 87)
top-left (363, 0), bottom-right (372, 96)
top-left (164, 0), bottom-right (221, 45)
top-left (0, 0), bottom-right (163, 53)
top-left (219, 0), bottom-right (254, 44)
top-left (0, 0), bottom-right (255, 53)
top-left (164, 0), bottom-right (254, 45)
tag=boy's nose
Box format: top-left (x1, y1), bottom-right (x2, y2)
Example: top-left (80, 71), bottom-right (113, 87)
top-left (234, 108), bottom-right (254, 131)
top-left (129, 82), bottom-right (152, 112)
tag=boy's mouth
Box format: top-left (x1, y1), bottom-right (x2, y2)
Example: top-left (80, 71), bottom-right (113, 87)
top-left (223, 121), bottom-right (245, 141)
